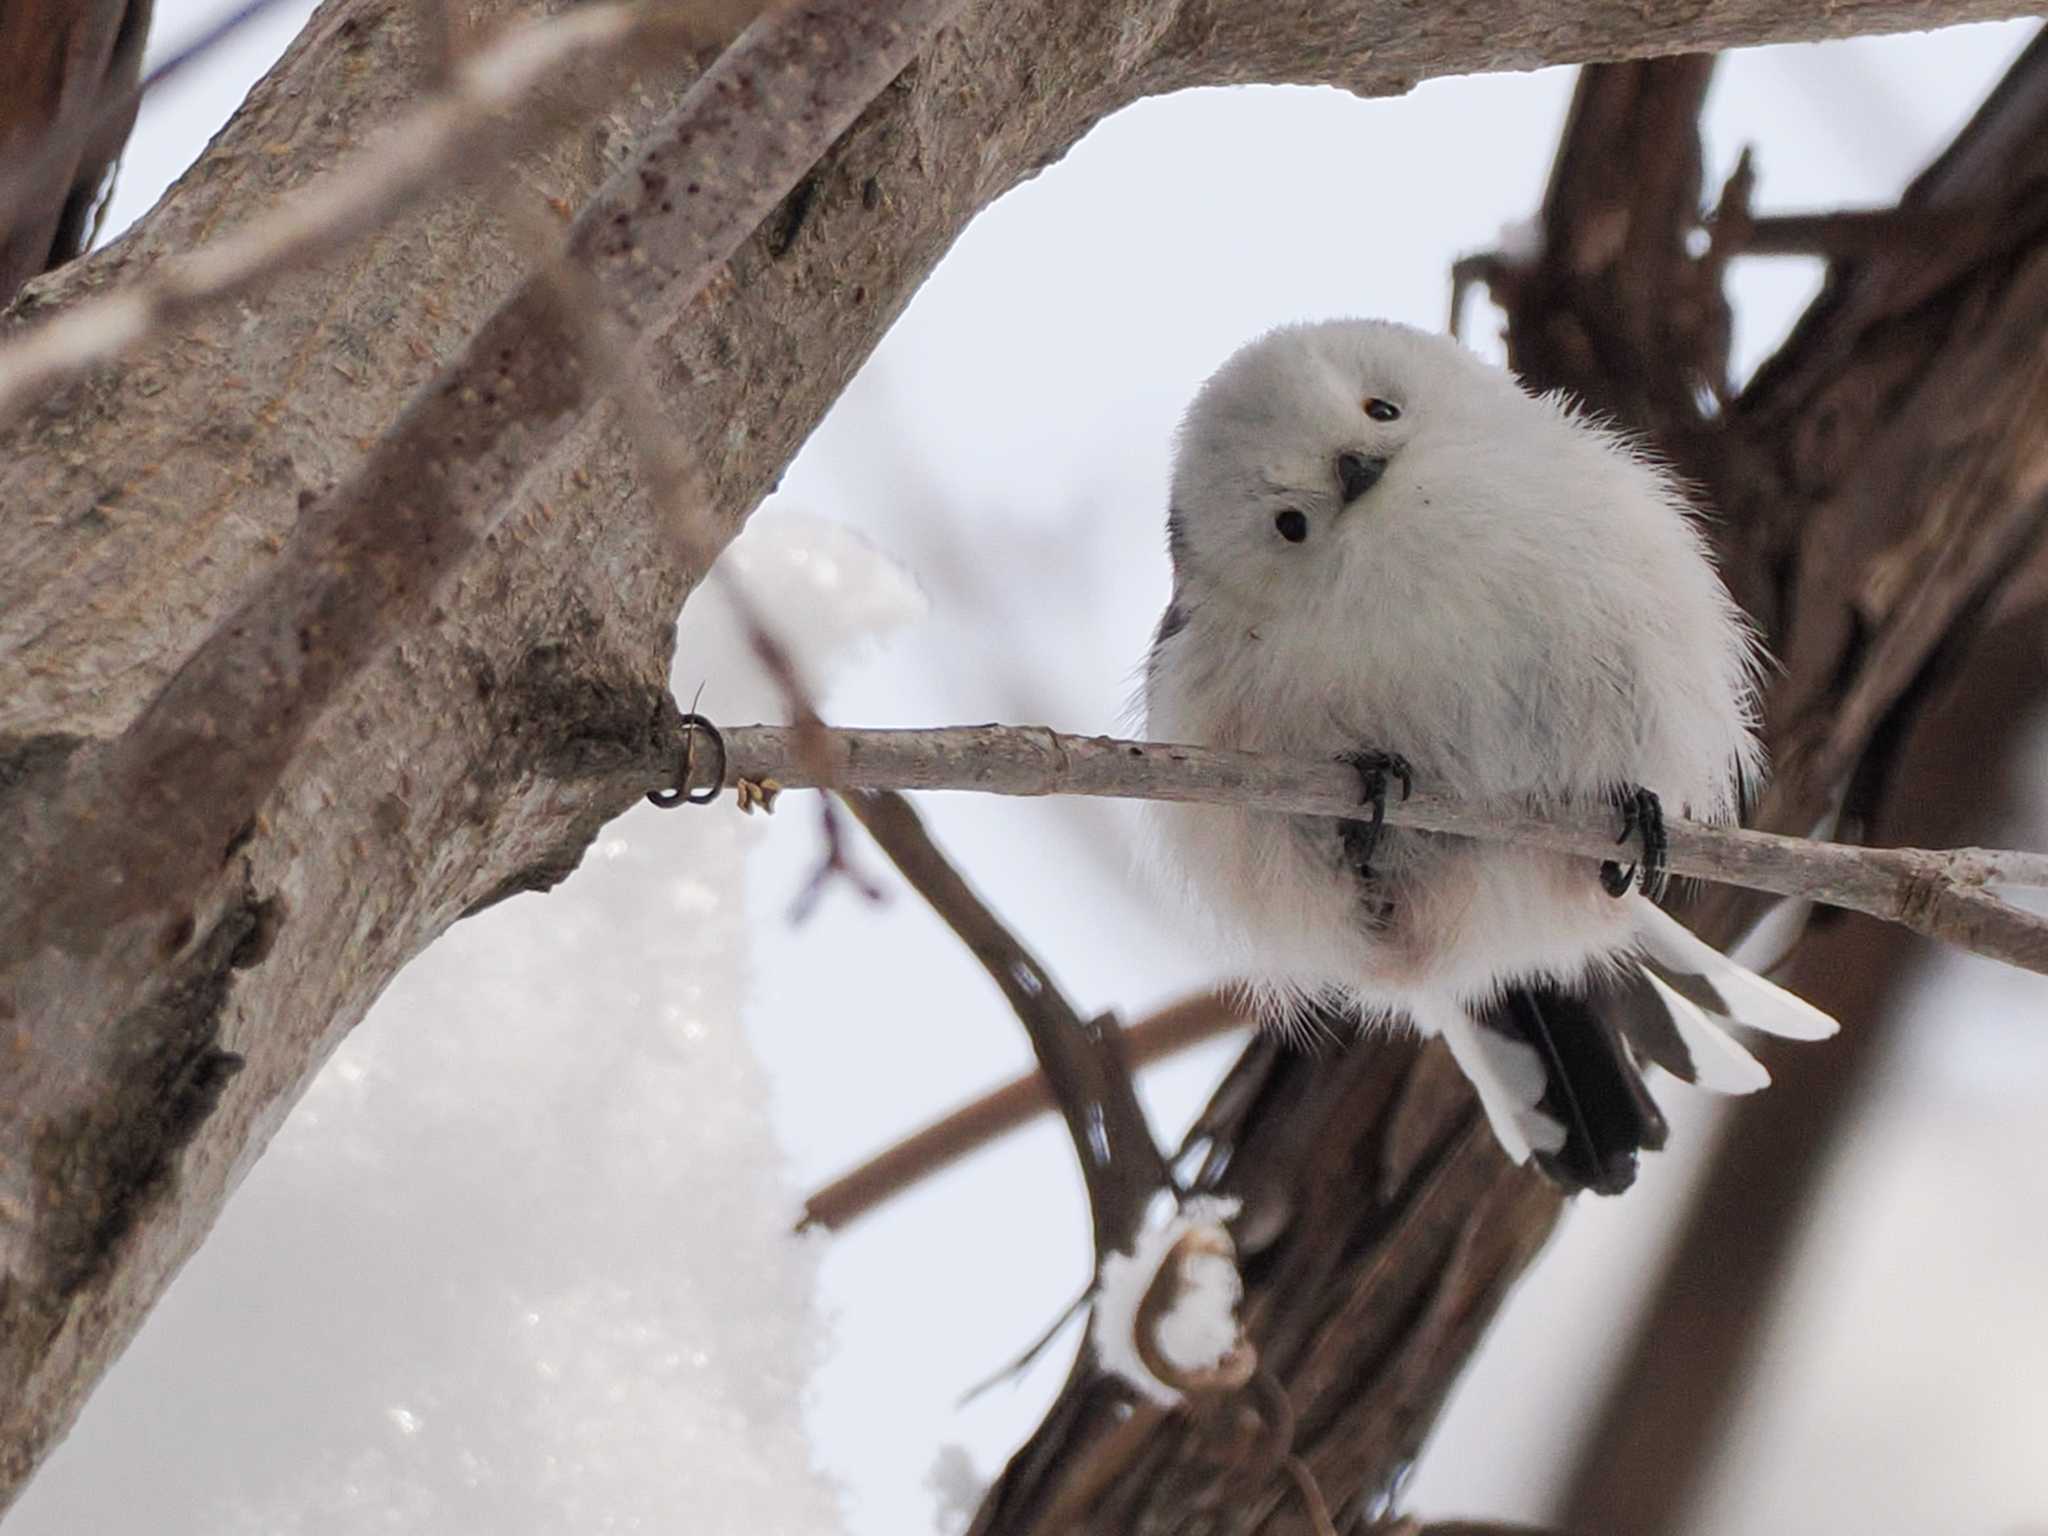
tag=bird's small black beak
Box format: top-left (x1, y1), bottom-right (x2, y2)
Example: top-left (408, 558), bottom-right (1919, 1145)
top-left (1337, 451), bottom-right (1388, 506)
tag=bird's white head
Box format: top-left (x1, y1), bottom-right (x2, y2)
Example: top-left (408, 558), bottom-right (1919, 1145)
top-left (1166, 318), bottom-right (1609, 615)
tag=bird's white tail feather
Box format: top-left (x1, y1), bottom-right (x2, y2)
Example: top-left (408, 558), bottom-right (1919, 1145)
top-left (1633, 899), bottom-right (1840, 1042)
top-left (1416, 996), bottom-right (1566, 1165)
top-left (1641, 971), bottom-right (1772, 1095)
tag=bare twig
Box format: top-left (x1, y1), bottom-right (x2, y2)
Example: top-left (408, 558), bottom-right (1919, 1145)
top-left (838, 788), bottom-right (1173, 1258)
top-left (1447, 251), bottom-right (1512, 340)
top-left (1741, 205), bottom-right (1993, 259)
top-left (1283, 1452), bottom-right (1342, 1536)
top-left (799, 989), bottom-right (1249, 1233)
top-left (658, 721), bottom-right (2048, 975)
top-left (836, 794), bottom-right (1244, 1487)
top-left (961, 1291), bottom-right (1090, 1404)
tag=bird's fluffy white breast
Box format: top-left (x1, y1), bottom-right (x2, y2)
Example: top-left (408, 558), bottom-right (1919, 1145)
top-left (1153, 414), bottom-right (1756, 813)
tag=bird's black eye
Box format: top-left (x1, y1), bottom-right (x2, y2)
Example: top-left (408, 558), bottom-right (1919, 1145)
top-left (1274, 509), bottom-right (1308, 544)
top-left (1364, 397), bottom-right (1401, 423)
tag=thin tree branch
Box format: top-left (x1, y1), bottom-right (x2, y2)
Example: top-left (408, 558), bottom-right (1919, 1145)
top-left (654, 720), bottom-right (2048, 974)
top-left (799, 989), bottom-right (1250, 1233)
top-left (1741, 205), bottom-right (1993, 258)
top-left (837, 788), bottom-right (1173, 1260)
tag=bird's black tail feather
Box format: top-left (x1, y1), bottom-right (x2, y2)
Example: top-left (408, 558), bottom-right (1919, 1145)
top-left (1477, 979), bottom-right (1668, 1196)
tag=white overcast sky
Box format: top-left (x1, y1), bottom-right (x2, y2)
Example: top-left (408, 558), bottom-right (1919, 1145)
top-left (12, 7), bottom-right (2048, 1535)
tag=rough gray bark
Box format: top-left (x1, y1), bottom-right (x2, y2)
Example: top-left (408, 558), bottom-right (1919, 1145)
top-left (1, 0), bottom-right (2043, 1511)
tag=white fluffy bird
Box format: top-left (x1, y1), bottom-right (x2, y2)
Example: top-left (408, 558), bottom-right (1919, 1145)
top-left (1143, 319), bottom-right (1837, 1194)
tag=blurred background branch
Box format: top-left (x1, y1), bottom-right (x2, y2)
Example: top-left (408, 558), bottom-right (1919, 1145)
top-left (840, 787), bottom-right (1173, 1258)
top-left (800, 988), bottom-right (1249, 1234)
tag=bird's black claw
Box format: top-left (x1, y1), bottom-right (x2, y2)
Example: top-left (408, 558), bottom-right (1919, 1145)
top-left (1601, 785), bottom-right (1667, 900)
top-left (1339, 748), bottom-right (1414, 879)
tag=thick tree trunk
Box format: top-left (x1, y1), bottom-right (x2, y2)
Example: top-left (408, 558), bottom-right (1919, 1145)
top-left (1, 0), bottom-right (2042, 1510)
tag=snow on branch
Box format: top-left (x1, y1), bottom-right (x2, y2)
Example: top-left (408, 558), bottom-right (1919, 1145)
top-left (655, 720), bottom-right (2048, 976)
top-left (1091, 1197), bottom-right (1254, 1409)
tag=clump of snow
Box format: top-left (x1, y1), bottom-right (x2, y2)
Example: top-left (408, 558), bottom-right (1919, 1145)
top-left (6, 504), bottom-right (920, 1536)
top-left (1089, 1195), bottom-right (1245, 1408)
top-left (1493, 215), bottom-right (1544, 264)
top-left (1153, 1235), bottom-right (1246, 1377)
top-left (925, 1444), bottom-right (986, 1535)
top-left (678, 504), bottom-right (928, 714)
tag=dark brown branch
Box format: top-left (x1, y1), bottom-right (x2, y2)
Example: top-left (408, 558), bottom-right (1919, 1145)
top-left (0, 0), bottom-right (149, 304)
top-left (1742, 206), bottom-right (1992, 259)
top-left (1504, 55), bottom-right (1730, 460)
top-left (800, 989), bottom-right (1249, 1233)
top-left (838, 789), bottom-right (1172, 1259)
